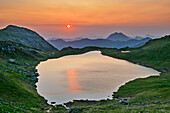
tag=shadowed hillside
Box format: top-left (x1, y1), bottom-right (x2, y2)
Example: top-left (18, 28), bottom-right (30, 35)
top-left (0, 25), bottom-right (57, 52)
top-left (0, 41), bottom-right (66, 112)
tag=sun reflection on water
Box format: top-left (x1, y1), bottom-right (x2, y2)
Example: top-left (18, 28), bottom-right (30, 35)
top-left (66, 69), bottom-right (81, 93)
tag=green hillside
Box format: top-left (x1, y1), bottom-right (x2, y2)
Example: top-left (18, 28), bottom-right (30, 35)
top-left (0, 35), bottom-right (169, 112)
top-left (54, 36), bottom-right (170, 112)
top-left (100, 35), bottom-right (170, 102)
top-left (101, 35), bottom-right (170, 73)
top-left (0, 25), bottom-right (57, 52)
top-left (0, 41), bottom-right (66, 112)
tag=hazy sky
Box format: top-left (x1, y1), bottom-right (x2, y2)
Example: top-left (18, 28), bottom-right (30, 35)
top-left (0, 0), bottom-right (170, 39)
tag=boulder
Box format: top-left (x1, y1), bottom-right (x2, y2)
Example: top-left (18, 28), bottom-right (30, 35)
top-left (8, 59), bottom-right (16, 64)
top-left (25, 63), bottom-right (30, 66)
top-left (4, 69), bottom-right (9, 72)
top-left (32, 77), bottom-right (38, 82)
top-left (51, 102), bottom-right (56, 104)
top-left (35, 73), bottom-right (39, 76)
top-left (31, 73), bottom-right (39, 77)
top-left (120, 100), bottom-right (128, 105)
top-left (34, 69), bottom-right (38, 72)
top-left (154, 101), bottom-right (160, 104)
top-left (68, 108), bottom-right (74, 113)
top-left (162, 68), bottom-right (169, 73)
top-left (1, 45), bottom-right (15, 53)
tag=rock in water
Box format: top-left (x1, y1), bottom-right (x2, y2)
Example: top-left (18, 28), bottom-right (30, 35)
top-left (51, 102), bottom-right (56, 104)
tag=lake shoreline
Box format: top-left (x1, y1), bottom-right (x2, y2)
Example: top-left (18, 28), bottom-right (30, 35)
top-left (1, 36), bottom-right (168, 112)
top-left (26, 38), bottom-right (169, 112)
top-left (35, 50), bottom-right (160, 107)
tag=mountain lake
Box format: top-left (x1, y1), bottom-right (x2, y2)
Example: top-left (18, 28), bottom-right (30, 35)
top-left (36, 51), bottom-right (160, 105)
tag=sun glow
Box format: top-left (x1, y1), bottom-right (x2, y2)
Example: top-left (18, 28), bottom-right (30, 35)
top-left (67, 24), bottom-right (71, 29)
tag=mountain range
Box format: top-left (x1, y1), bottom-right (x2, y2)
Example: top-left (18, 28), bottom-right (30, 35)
top-left (0, 25), bottom-right (153, 51)
top-left (0, 24), bottom-right (169, 112)
top-left (48, 32), bottom-right (152, 50)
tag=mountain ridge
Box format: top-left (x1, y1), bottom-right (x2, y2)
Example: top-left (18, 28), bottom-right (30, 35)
top-left (48, 34), bottom-right (152, 50)
top-left (0, 25), bottom-right (58, 52)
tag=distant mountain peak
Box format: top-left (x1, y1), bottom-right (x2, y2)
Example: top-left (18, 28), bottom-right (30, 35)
top-left (135, 36), bottom-right (143, 40)
top-left (113, 32), bottom-right (124, 35)
top-left (107, 32), bottom-right (131, 41)
top-left (145, 34), bottom-right (160, 39)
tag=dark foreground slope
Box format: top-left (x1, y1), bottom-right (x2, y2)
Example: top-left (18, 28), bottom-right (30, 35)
top-left (0, 25), bottom-right (57, 52)
top-left (0, 42), bottom-right (99, 112)
top-left (0, 41), bottom-right (66, 112)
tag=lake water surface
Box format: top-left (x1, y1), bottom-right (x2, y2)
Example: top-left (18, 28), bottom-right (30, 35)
top-left (36, 51), bottom-right (160, 105)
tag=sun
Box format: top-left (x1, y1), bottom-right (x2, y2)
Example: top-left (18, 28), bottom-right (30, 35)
top-left (66, 24), bottom-right (71, 29)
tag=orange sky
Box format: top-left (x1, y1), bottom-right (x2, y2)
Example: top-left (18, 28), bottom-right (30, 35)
top-left (0, 0), bottom-right (170, 39)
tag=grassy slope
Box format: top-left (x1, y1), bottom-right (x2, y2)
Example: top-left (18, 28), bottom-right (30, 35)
top-left (0, 36), bottom-right (169, 112)
top-left (101, 36), bottom-right (170, 72)
top-left (99, 35), bottom-right (170, 112)
top-left (55, 36), bottom-right (170, 112)
top-left (0, 42), bottom-right (99, 112)
top-left (0, 40), bottom-right (100, 112)
top-left (0, 41), bottom-right (66, 112)
top-left (101, 35), bottom-right (170, 98)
